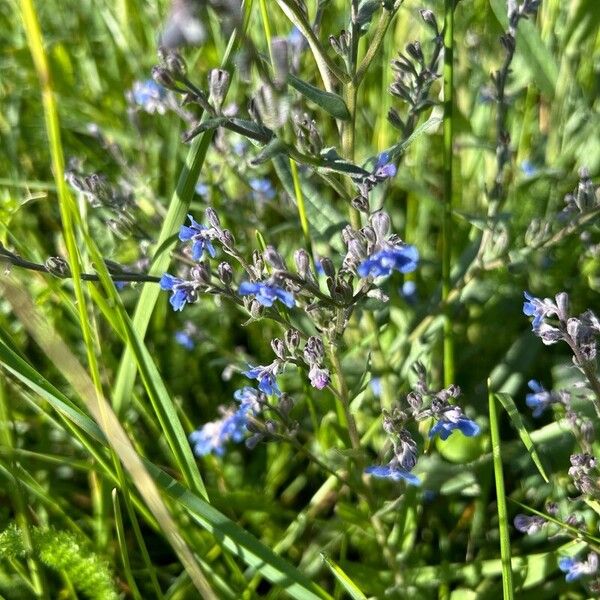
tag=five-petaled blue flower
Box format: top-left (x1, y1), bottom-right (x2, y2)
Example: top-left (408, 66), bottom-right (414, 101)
top-left (179, 214), bottom-right (216, 261)
top-left (429, 411), bottom-right (480, 441)
top-left (243, 364), bottom-right (281, 396)
top-left (364, 464), bottom-right (421, 486)
top-left (160, 274), bottom-right (198, 311)
top-left (239, 281), bottom-right (295, 308)
top-left (374, 152), bottom-right (397, 180)
top-left (558, 553), bottom-right (598, 582)
top-left (358, 245), bottom-right (419, 278)
top-left (526, 380), bottom-right (553, 418)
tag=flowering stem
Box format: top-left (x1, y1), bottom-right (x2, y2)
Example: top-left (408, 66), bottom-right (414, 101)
top-left (564, 335), bottom-right (600, 419)
top-left (441, 0), bottom-right (455, 387)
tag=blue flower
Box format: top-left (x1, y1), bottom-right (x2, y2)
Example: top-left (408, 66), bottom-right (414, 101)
top-left (370, 377), bottom-right (382, 398)
top-left (358, 245), bottom-right (419, 278)
top-left (179, 214), bottom-right (216, 261)
top-left (401, 280), bottom-right (418, 304)
top-left (520, 160), bottom-right (538, 178)
top-left (429, 411), bottom-right (480, 441)
top-left (364, 464), bottom-right (421, 486)
top-left (189, 407), bottom-right (249, 457)
top-left (523, 291), bottom-right (546, 329)
top-left (243, 364), bottom-right (281, 396)
top-left (374, 152), bottom-right (397, 180)
top-left (558, 553), bottom-right (598, 582)
top-left (525, 379), bottom-right (553, 417)
top-left (239, 281), bottom-right (295, 308)
top-left (233, 386), bottom-right (262, 413)
top-left (249, 178), bottom-right (276, 202)
top-left (131, 80), bottom-right (167, 114)
top-left (175, 330), bottom-right (195, 350)
top-left (160, 273), bottom-right (198, 311)
top-left (195, 182), bottom-right (210, 197)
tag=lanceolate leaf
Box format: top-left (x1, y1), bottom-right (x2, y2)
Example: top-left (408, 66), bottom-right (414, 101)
top-left (288, 73), bottom-right (351, 121)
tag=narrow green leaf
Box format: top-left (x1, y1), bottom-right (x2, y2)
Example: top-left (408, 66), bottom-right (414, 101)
top-left (250, 138), bottom-right (288, 165)
top-left (382, 116), bottom-right (442, 162)
top-left (488, 381), bottom-right (514, 600)
top-left (321, 553), bottom-right (367, 600)
top-left (288, 73), bottom-right (350, 120)
top-left (495, 392), bottom-right (549, 483)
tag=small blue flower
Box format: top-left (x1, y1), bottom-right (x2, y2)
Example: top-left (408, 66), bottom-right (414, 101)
top-left (374, 152), bottom-right (397, 180)
top-left (249, 178), bottom-right (276, 202)
top-left (370, 377), bottom-right (382, 398)
top-left (523, 291), bottom-right (546, 329)
top-left (558, 553), bottom-right (598, 582)
top-left (239, 281), bottom-right (295, 308)
top-left (358, 245), bottom-right (419, 278)
top-left (401, 280), bottom-right (418, 304)
top-left (243, 364), bottom-right (281, 396)
top-left (429, 413), bottom-right (480, 441)
top-left (233, 386), bottom-right (262, 413)
top-left (179, 214), bottom-right (216, 261)
top-left (160, 273), bottom-right (198, 311)
top-left (195, 182), bottom-right (210, 197)
top-left (520, 160), bottom-right (538, 178)
top-left (131, 80), bottom-right (167, 114)
top-left (175, 330), bottom-right (195, 350)
top-left (189, 407), bottom-right (248, 457)
top-left (526, 379), bottom-right (553, 418)
top-left (365, 464), bottom-right (421, 486)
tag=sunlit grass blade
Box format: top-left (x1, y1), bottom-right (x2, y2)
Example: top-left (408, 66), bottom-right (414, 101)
top-left (495, 392), bottom-right (549, 483)
top-left (1, 280), bottom-right (217, 600)
top-left (488, 379), bottom-right (513, 600)
top-left (320, 553), bottom-right (367, 600)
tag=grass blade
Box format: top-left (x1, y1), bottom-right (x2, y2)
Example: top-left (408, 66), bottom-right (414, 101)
top-left (495, 392), bottom-right (549, 483)
top-left (320, 553), bottom-right (366, 600)
top-left (488, 379), bottom-right (513, 600)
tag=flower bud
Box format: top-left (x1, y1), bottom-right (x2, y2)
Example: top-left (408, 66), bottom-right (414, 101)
top-left (271, 338), bottom-right (286, 360)
top-left (217, 262), bottom-right (233, 285)
top-left (191, 262), bottom-right (211, 284)
top-left (208, 69), bottom-right (230, 112)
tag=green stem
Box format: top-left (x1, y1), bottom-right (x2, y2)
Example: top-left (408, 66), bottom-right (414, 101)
top-left (441, 0), bottom-right (455, 387)
top-left (488, 381), bottom-right (514, 600)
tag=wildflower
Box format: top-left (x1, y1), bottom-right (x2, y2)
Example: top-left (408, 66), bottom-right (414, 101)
top-left (243, 364), bottom-right (281, 396)
top-left (233, 386), bottom-right (262, 413)
top-left (428, 406), bottom-right (480, 440)
top-left (160, 273), bottom-right (200, 311)
top-left (558, 553), bottom-right (598, 582)
top-left (249, 178), bottom-right (276, 202)
top-left (525, 380), bottom-right (553, 417)
top-left (401, 280), bottom-right (418, 304)
top-left (195, 182), bottom-right (209, 197)
top-left (189, 405), bottom-right (251, 457)
top-left (175, 330), bottom-right (195, 350)
top-left (179, 214), bottom-right (216, 261)
top-left (370, 377), bottom-right (382, 398)
top-left (520, 160), bottom-right (538, 177)
top-left (373, 152), bottom-right (397, 180)
top-left (358, 245), bottom-right (419, 278)
top-left (308, 364), bottom-right (330, 390)
top-left (131, 80), bottom-right (168, 114)
top-left (514, 514), bottom-right (546, 535)
top-left (239, 281), bottom-right (295, 308)
top-left (364, 461), bottom-right (421, 486)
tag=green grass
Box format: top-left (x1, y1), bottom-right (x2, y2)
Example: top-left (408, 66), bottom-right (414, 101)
top-left (1, 0), bottom-right (600, 598)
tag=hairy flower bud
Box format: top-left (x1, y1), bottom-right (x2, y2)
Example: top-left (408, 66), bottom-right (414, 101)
top-left (208, 68), bottom-right (230, 112)
top-left (285, 328), bottom-right (301, 352)
top-left (217, 261), bottom-right (233, 285)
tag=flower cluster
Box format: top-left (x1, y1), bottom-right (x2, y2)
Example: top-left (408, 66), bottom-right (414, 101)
top-left (130, 79), bottom-right (169, 114)
top-left (343, 211), bottom-right (419, 279)
top-left (189, 387), bottom-right (262, 456)
top-left (559, 552), bottom-right (598, 583)
top-left (364, 364), bottom-right (479, 488)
